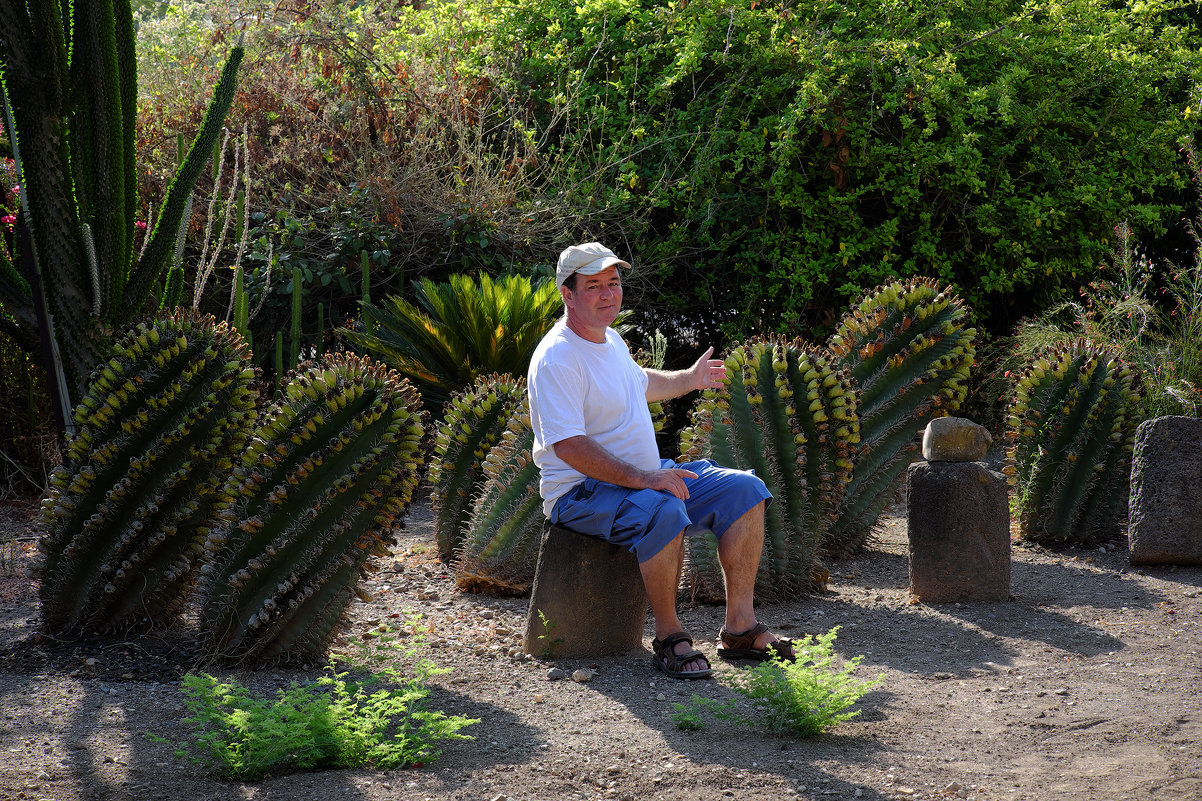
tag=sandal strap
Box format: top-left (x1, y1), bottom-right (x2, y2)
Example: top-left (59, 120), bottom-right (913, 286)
top-left (654, 632), bottom-right (710, 672)
top-left (720, 622), bottom-right (769, 650)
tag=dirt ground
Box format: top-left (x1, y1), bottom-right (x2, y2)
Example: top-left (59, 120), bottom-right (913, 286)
top-left (1, 496), bottom-right (1200, 801)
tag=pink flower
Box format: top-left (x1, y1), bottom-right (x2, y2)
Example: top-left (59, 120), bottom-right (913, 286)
top-left (135, 220), bottom-right (147, 230)
top-left (9, 185), bottom-right (19, 195)
top-left (0, 214), bottom-right (15, 225)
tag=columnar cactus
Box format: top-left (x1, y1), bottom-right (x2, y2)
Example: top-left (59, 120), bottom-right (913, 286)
top-left (0, 2), bottom-right (243, 397)
top-left (678, 338), bottom-right (858, 603)
top-left (824, 279), bottom-right (976, 556)
top-left (1005, 342), bottom-right (1140, 545)
top-left (453, 405), bottom-right (544, 596)
top-left (37, 310), bottom-right (257, 633)
top-left (198, 354), bottom-right (427, 664)
top-left (427, 374), bottom-right (527, 561)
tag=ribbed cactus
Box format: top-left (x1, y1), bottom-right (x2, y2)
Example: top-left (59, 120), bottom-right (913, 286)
top-left (427, 374), bottom-right (528, 561)
top-left (453, 405), bottom-right (544, 596)
top-left (37, 310), bottom-right (257, 633)
top-left (1005, 342), bottom-right (1140, 545)
top-left (678, 338), bottom-right (858, 603)
top-left (824, 279), bottom-right (976, 556)
top-left (198, 354), bottom-right (427, 664)
top-left (0, 2), bottom-right (242, 402)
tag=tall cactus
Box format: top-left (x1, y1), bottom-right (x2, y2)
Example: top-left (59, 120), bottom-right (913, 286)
top-left (1005, 342), bottom-right (1140, 545)
top-left (37, 310), bottom-right (257, 633)
top-left (824, 279), bottom-right (976, 556)
top-left (427, 374), bottom-right (527, 561)
top-left (0, 2), bottom-right (243, 404)
top-left (678, 338), bottom-right (858, 603)
top-left (453, 406), bottom-right (544, 596)
top-left (198, 353), bottom-right (426, 665)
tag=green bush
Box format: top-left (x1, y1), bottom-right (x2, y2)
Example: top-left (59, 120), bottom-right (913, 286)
top-left (155, 624), bottom-right (477, 779)
top-left (669, 626), bottom-right (882, 737)
top-left (468, 0), bottom-right (1202, 337)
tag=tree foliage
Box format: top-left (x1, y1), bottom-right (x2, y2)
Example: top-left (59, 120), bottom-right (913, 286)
top-left (462, 0), bottom-right (1202, 337)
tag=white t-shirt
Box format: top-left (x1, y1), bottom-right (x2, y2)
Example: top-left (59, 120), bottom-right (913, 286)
top-left (528, 318), bottom-right (661, 517)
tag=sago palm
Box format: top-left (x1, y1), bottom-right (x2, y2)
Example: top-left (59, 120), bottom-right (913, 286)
top-left (340, 272), bottom-right (562, 408)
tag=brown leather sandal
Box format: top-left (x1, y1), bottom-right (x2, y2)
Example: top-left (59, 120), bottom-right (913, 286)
top-left (651, 631), bottom-right (714, 679)
top-left (717, 623), bottom-right (796, 662)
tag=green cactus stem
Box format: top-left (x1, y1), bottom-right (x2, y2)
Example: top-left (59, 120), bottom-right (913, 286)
top-left (427, 374), bottom-right (528, 561)
top-left (824, 279), bottom-right (976, 557)
top-left (1005, 342), bottom-right (1140, 545)
top-left (453, 406), bottom-right (544, 596)
top-left (37, 310), bottom-right (257, 633)
top-left (678, 338), bottom-right (857, 603)
top-left (198, 353), bottom-right (427, 665)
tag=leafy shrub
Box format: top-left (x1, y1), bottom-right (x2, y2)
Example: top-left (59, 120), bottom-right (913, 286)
top-left (1009, 140), bottom-right (1202, 423)
top-left (670, 626), bottom-right (882, 736)
top-left (470, 0), bottom-right (1202, 338)
top-left (340, 272), bottom-right (562, 409)
top-left (157, 625), bottom-right (477, 779)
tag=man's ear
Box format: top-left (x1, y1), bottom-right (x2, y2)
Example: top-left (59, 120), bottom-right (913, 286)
top-left (560, 285), bottom-right (573, 304)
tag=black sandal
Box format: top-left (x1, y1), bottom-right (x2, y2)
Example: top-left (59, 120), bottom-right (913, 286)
top-left (651, 631), bottom-right (714, 679)
top-left (717, 623), bottom-right (796, 662)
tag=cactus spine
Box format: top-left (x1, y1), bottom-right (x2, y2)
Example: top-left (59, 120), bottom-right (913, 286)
top-left (37, 310), bottom-right (257, 633)
top-left (1005, 342), bottom-right (1140, 545)
top-left (453, 405), bottom-right (544, 596)
top-left (428, 374), bottom-right (528, 561)
top-left (825, 279), bottom-right (976, 556)
top-left (678, 338), bottom-right (857, 603)
top-left (199, 354), bottom-right (427, 664)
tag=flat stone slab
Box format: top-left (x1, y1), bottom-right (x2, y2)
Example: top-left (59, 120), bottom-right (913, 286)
top-left (1129, 416), bottom-right (1202, 565)
top-left (922, 416), bottom-right (992, 462)
top-left (908, 460), bottom-right (1010, 602)
top-left (523, 523), bottom-right (648, 658)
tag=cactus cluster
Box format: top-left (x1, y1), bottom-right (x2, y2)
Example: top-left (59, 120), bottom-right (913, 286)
top-left (198, 353), bottom-right (427, 664)
top-left (1005, 342), bottom-right (1140, 545)
top-left (824, 279), bottom-right (976, 556)
top-left (454, 404), bottom-right (544, 596)
top-left (427, 374), bottom-right (528, 561)
top-left (37, 310), bottom-right (257, 633)
top-left (678, 337), bottom-right (858, 603)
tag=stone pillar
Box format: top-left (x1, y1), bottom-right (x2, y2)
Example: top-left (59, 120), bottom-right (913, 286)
top-left (1128, 416), bottom-right (1202, 565)
top-left (908, 417), bottom-right (1010, 602)
top-left (523, 523), bottom-right (648, 658)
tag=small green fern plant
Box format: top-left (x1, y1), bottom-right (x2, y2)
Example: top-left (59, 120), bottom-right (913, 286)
top-left (155, 624), bottom-right (477, 780)
top-left (670, 627), bottom-right (882, 737)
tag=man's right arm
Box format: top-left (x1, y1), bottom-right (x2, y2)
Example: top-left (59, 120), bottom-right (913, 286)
top-left (553, 435), bottom-right (697, 500)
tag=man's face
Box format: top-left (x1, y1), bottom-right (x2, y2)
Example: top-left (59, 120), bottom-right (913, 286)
top-left (562, 264), bottom-right (623, 332)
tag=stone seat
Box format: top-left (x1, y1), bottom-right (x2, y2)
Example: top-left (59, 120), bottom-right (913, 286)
top-left (522, 522), bottom-right (649, 658)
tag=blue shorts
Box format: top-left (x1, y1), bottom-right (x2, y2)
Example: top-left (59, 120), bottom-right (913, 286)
top-left (550, 459), bottom-right (772, 563)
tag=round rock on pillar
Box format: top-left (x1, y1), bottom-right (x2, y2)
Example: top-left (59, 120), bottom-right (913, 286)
top-left (908, 417), bottom-right (1010, 603)
top-left (523, 523), bottom-right (649, 658)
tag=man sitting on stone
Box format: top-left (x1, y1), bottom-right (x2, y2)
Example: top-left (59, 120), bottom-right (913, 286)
top-left (527, 242), bottom-right (796, 678)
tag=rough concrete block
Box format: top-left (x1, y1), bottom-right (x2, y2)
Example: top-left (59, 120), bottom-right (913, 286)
top-left (922, 416), bottom-right (992, 462)
top-left (907, 460), bottom-right (1010, 602)
top-left (1129, 416), bottom-right (1202, 565)
top-left (523, 523), bottom-right (648, 657)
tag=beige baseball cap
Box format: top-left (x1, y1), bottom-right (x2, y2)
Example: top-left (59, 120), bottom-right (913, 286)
top-left (555, 242), bottom-right (631, 289)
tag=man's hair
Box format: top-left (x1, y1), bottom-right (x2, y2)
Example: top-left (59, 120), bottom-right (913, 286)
top-left (561, 272), bottom-right (579, 292)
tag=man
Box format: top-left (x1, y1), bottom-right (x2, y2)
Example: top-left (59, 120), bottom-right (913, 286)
top-left (527, 242), bottom-right (795, 679)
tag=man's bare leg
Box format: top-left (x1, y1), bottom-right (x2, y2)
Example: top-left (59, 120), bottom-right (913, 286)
top-left (640, 529), bottom-right (708, 672)
top-left (716, 500), bottom-right (784, 650)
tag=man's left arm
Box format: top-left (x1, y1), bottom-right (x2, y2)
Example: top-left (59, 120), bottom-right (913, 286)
top-left (644, 346), bottom-right (727, 402)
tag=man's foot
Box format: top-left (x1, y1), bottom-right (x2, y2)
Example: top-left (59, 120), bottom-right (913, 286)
top-left (717, 622), bottom-right (796, 662)
top-left (651, 631), bottom-right (714, 679)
